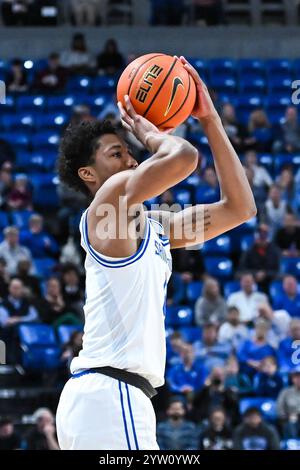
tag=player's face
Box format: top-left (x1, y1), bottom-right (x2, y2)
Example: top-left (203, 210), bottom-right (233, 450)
top-left (93, 133), bottom-right (138, 185)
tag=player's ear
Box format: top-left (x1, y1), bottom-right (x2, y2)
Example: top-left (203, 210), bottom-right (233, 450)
top-left (78, 166), bottom-right (97, 184)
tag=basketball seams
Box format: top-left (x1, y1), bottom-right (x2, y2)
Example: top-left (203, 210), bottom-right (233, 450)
top-left (142, 57), bottom-right (178, 118)
top-left (127, 54), bottom-right (165, 96)
top-left (156, 73), bottom-right (193, 128)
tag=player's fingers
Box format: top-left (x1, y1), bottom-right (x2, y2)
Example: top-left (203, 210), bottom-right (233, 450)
top-left (180, 56), bottom-right (206, 86)
top-left (162, 127), bottom-right (174, 134)
top-left (120, 119), bottom-right (132, 132)
top-left (118, 101), bottom-right (134, 126)
top-left (124, 95), bottom-right (138, 119)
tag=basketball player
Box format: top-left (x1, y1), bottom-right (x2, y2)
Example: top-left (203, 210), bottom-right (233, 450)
top-left (56, 57), bottom-right (256, 450)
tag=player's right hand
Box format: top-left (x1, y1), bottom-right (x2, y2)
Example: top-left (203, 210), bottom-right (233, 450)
top-left (178, 56), bottom-right (219, 123)
top-left (118, 95), bottom-right (161, 148)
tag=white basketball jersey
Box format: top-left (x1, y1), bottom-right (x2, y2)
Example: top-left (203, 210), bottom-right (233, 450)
top-left (70, 210), bottom-right (172, 388)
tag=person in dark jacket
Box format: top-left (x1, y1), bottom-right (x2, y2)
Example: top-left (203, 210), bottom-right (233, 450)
top-left (97, 39), bottom-right (125, 76)
top-left (34, 52), bottom-right (67, 92)
top-left (233, 407), bottom-right (280, 450)
top-left (199, 407), bottom-right (233, 450)
top-left (253, 356), bottom-right (284, 398)
top-left (239, 223), bottom-right (281, 293)
top-left (157, 398), bottom-right (199, 450)
top-left (274, 212), bottom-right (300, 257)
top-left (0, 419), bottom-right (21, 450)
top-left (25, 408), bottom-right (59, 450)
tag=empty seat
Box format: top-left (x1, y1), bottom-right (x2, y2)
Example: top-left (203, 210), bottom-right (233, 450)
top-left (239, 77), bottom-right (266, 95)
top-left (66, 76), bottom-right (92, 92)
top-left (178, 326), bottom-right (201, 343)
top-left (31, 174), bottom-right (59, 208)
top-left (16, 150), bottom-right (56, 172)
top-left (0, 211), bottom-right (9, 230)
top-left (92, 75), bottom-right (116, 93)
top-left (223, 280), bottom-right (240, 298)
top-left (172, 187), bottom-right (193, 206)
top-left (240, 233), bottom-right (255, 251)
top-left (0, 132), bottom-right (30, 150)
top-left (18, 323), bottom-right (61, 370)
top-left (35, 112), bottom-right (69, 130)
top-left (16, 95), bottom-right (46, 111)
top-left (280, 257), bottom-right (300, 278)
top-left (186, 280), bottom-right (203, 305)
top-left (239, 397), bottom-right (277, 421)
top-left (31, 131), bottom-right (60, 151)
top-left (195, 185), bottom-right (220, 204)
top-left (34, 257), bottom-right (56, 278)
top-left (202, 235), bottom-right (231, 256)
top-left (165, 306), bottom-right (193, 327)
top-left (57, 324), bottom-right (83, 345)
top-left (268, 77), bottom-right (292, 94)
top-left (204, 257), bottom-right (233, 280)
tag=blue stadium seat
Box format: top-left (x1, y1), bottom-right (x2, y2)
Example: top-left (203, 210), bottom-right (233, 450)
top-left (236, 95), bottom-right (262, 124)
top-left (237, 59), bottom-right (265, 77)
top-left (195, 185), bottom-right (220, 204)
top-left (187, 58), bottom-right (207, 76)
top-left (0, 211), bottom-right (9, 229)
top-left (202, 235), bottom-right (231, 256)
top-left (16, 150), bottom-right (56, 172)
top-left (223, 280), bottom-right (240, 298)
top-left (274, 154), bottom-right (300, 174)
top-left (186, 280), bottom-right (203, 305)
top-left (178, 326), bottom-right (201, 343)
top-left (0, 95), bottom-right (15, 111)
top-left (165, 306), bottom-right (193, 327)
top-left (280, 257), bottom-right (300, 278)
top-left (57, 324), bottom-right (83, 345)
top-left (16, 95), bottom-right (46, 111)
top-left (47, 94), bottom-right (76, 111)
top-left (265, 59), bottom-right (292, 79)
top-left (172, 187), bottom-right (192, 206)
top-left (35, 112), bottom-right (69, 131)
top-left (268, 77), bottom-right (292, 95)
top-left (34, 258), bottom-right (56, 278)
top-left (31, 131), bottom-right (60, 151)
top-left (11, 210), bottom-right (34, 230)
top-left (257, 153), bottom-right (273, 173)
top-left (31, 174), bottom-right (59, 208)
top-left (18, 324), bottom-right (61, 370)
top-left (281, 439), bottom-right (300, 450)
top-left (239, 77), bottom-right (266, 95)
top-left (0, 132), bottom-right (29, 150)
top-left (239, 397), bottom-right (277, 421)
top-left (92, 75), bottom-right (116, 93)
top-left (66, 76), bottom-right (92, 92)
top-left (208, 58), bottom-right (236, 76)
top-left (0, 112), bottom-right (37, 131)
top-left (240, 233), bottom-right (255, 252)
top-left (210, 77), bottom-right (237, 94)
top-left (204, 257), bottom-right (233, 280)
top-left (269, 279), bottom-right (284, 305)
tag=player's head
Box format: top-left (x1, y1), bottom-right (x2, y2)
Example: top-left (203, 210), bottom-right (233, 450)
top-left (58, 120), bottom-right (138, 196)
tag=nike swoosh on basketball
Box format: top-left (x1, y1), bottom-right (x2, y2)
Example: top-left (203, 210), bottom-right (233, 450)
top-left (164, 77), bottom-right (184, 117)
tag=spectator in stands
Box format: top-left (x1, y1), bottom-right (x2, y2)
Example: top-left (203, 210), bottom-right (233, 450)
top-left (60, 32), bottom-right (95, 75)
top-left (194, 277), bottom-right (227, 326)
top-left (37, 276), bottom-right (79, 326)
top-left (150, 0), bottom-right (185, 26)
top-left (276, 166), bottom-right (296, 208)
top-left (262, 185), bottom-right (290, 236)
top-left (257, 303), bottom-right (291, 348)
top-left (167, 343), bottom-right (208, 395)
top-left (0, 418), bottom-right (21, 450)
top-left (277, 368), bottom-right (300, 439)
top-left (218, 306), bottom-right (249, 348)
top-left (16, 258), bottom-right (41, 298)
top-left (7, 174), bottom-right (32, 210)
top-left (0, 257), bottom-right (9, 300)
top-left (157, 398), bottom-right (198, 450)
top-left (193, 367), bottom-right (240, 424)
top-left (69, 104), bottom-right (96, 126)
top-left (61, 330), bottom-right (83, 367)
top-left (277, 106), bottom-right (300, 154)
top-left (192, 0), bottom-right (224, 26)
top-left (239, 224), bottom-right (281, 293)
top-left (0, 226), bottom-right (32, 275)
top-left (0, 161), bottom-right (14, 204)
top-left (244, 166), bottom-right (267, 214)
top-left (20, 214), bottom-right (59, 259)
top-left (227, 273), bottom-right (268, 324)
top-left (224, 355), bottom-right (252, 396)
top-left (233, 407), bottom-right (280, 450)
top-left (273, 275), bottom-right (300, 318)
top-left (253, 356), bottom-right (284, 398)
top-left (1, 0), bottom-right (31, 26)
top-left (247, 109), bottom-right (274, 152)
top-left (25, 408), bottom-right (59, 450)
top-left (0, 278), bottom-right (38, 327)
top-left (61, 263), bottom-right (84, 317)
top-left (97, 39), bottom-right (125, 76)
top-left (195, 323), bottom-right (232, 370)
top-left (199, 166), bottom-right (220, 202)
top-left (237, 319), bottom-right (276, 377)
top-left (33, 52), bottom-right (67, 92)
top-left (6, 58), bottom-right (28, 93)
top-left (274, 212), bottom-right (300, 256)
top-left (172, 247), bottom-right (205, 282)
top-left (167, 331), bottom-right (187, 367)
top-left (199, 407), bottom-right (233, 450)
top-left (278, 319), bottom-right (300, 372)
top-left (244, 150), bottom-right (273, 189)
top-left (70, 0), bottom-right (103, 26)
top-left (220, 103), bottom-right (248, 153)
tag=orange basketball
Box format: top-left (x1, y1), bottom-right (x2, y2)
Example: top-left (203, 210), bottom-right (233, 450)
top-left (117, 53), bottom-right (196, 130)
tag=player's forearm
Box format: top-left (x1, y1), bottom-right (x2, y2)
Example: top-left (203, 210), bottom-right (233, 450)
top-left (145, 131), bottom-right (198, 169)
top-left (201, 115), bottom-right (257, 220)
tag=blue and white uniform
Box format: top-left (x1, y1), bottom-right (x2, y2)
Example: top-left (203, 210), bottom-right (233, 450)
top-left (56, 211), bottom-right (172, 450)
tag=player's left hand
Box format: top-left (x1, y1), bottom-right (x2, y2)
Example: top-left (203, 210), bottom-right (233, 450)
top-left (118, 95), bottom-right (161, 147)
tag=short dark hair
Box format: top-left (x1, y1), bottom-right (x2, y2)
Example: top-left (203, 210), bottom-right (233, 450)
top-left (244, 407), bottom-right (261, 418)
top-left (58, 120), bottom-right (117, 195)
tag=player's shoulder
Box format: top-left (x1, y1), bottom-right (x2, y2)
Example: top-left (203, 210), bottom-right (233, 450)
top-left (90, 170), bottom-right (134, 210)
